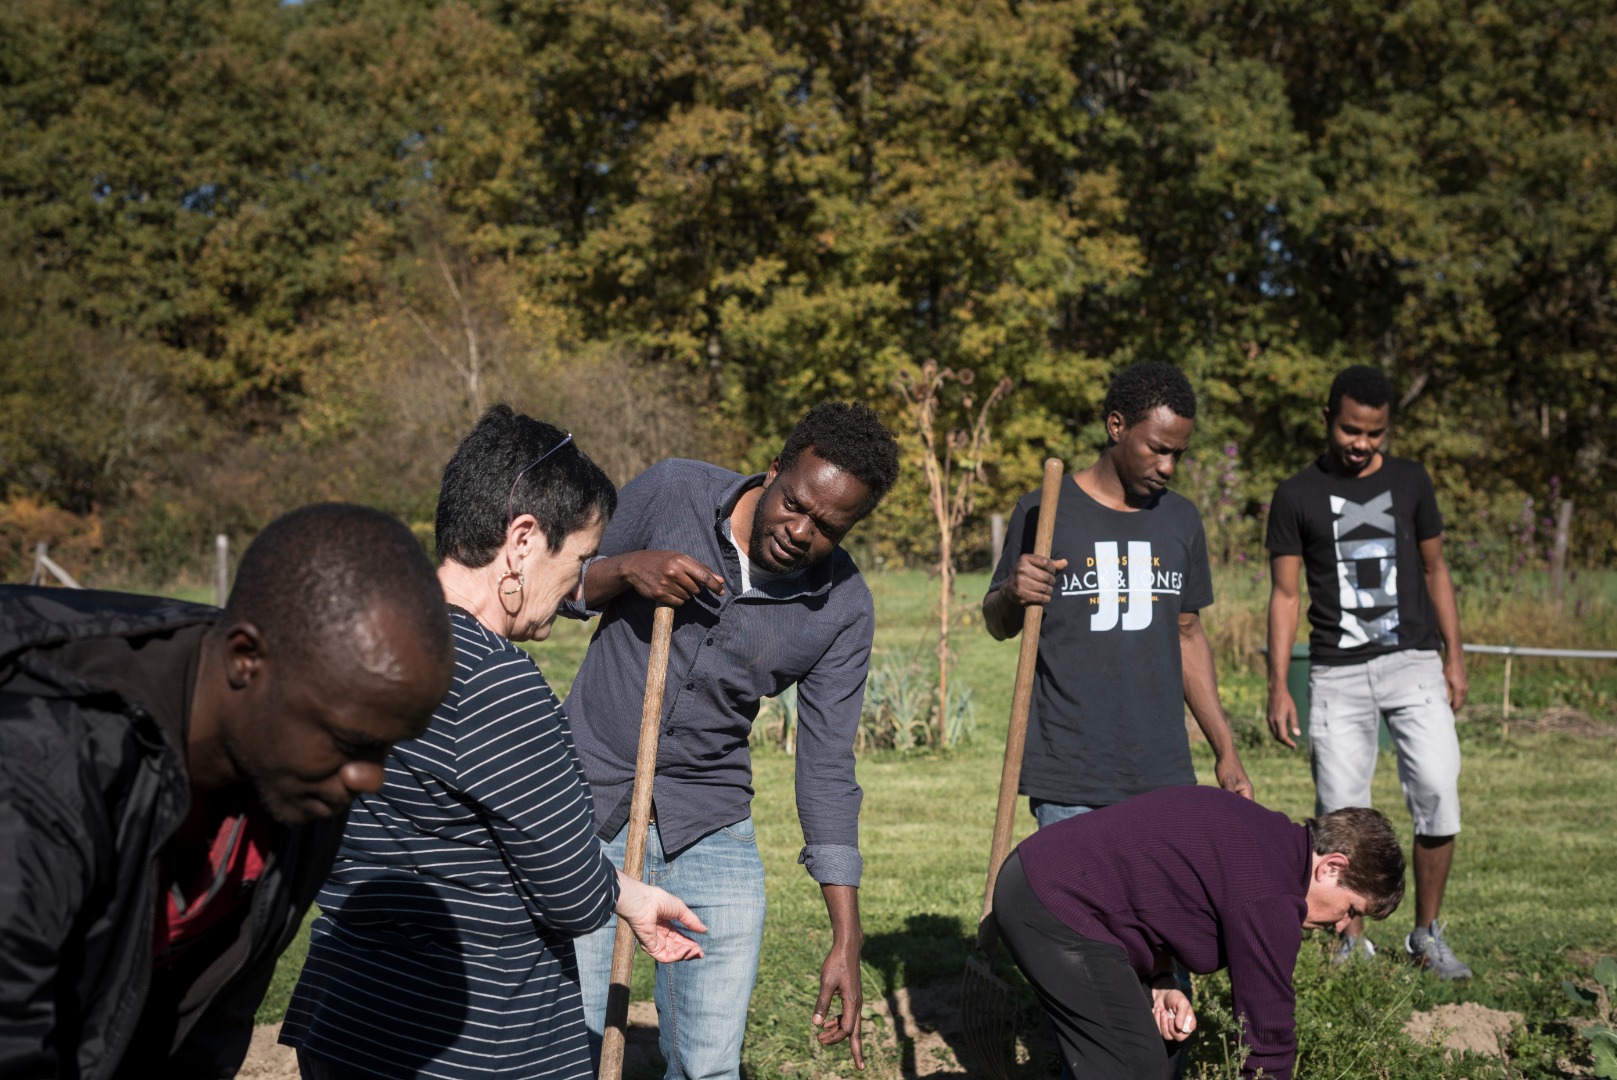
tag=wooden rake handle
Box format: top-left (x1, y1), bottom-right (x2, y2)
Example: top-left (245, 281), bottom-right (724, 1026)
top-left (598, 604), bottom-right (676, 1080)
top-left (977, 458), bottom-right (1065, 949)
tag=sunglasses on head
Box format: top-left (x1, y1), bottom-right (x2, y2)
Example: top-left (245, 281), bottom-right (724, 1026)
top-left (506, 433), bottom-right (574, 525)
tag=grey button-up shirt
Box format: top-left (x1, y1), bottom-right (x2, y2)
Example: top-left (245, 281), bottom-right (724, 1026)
top-left (560, 459), bottom-right (872, 886)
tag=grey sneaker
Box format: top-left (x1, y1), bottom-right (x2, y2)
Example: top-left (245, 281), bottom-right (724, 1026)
top-left (1406, 921), bottom-right (1474, 980)
top-left (1331, 933), bottom-right (1376, 965)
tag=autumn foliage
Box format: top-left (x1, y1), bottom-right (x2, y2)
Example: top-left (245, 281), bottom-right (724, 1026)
top-left (3, 0), bottom-right (1614, 583)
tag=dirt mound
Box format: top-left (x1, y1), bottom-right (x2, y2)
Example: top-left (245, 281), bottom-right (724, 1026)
top-left (1517, 706), bottom-right (1614, 737)
top-left (1403, 1002), bottom-right (1521, 1059)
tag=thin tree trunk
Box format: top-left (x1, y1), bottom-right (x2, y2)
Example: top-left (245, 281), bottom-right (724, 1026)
top-left (1550, 499), bottom-right (1573, 606)
top-left (937, 532), bottom-right (951, 746)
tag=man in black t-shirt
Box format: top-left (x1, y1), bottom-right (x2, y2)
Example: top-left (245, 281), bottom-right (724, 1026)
top-left (984, 362), bottom-right (1254, 828)
top-left (1265, 366), bottom-right (1472, 980)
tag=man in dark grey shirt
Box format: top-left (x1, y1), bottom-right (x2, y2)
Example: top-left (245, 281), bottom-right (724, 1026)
top-left (983, 362), bottom-right (1253, 823)
top-left (565, 403), bottom-right (900, 1079)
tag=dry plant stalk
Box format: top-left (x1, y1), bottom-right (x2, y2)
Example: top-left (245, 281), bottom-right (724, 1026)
top-left (893, 361), bottom-right (1013, 745)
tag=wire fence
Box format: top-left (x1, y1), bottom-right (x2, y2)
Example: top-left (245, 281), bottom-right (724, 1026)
top-left (22, 540), bottom-right (1617, 722)
top-left (29, 536), bottom-right (232, 606)
top-left (1461, 642), bottom-right (1617, 721)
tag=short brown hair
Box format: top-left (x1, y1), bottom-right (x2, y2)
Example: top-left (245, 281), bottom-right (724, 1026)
top-left (1307, 807), bottom-right (1406, 920)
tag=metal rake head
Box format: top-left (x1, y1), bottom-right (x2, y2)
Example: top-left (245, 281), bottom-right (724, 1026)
top-left (960, 952), bottom-right (1020, 1080)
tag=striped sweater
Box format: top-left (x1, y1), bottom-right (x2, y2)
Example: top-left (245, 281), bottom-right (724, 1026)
top-left (280, 608), bottom-right (620, 1079)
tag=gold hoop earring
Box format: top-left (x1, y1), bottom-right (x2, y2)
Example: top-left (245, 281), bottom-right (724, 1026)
top-left (498, 570), bottom-right (525, 596)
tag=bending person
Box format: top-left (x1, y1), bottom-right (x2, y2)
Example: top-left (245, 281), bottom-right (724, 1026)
top-left (0, 504), bottom-right (454, 1078)
top-left (995, 786), bottom-right (1405, 1080)
top-left (281, 407), bottom-right (704, 1080)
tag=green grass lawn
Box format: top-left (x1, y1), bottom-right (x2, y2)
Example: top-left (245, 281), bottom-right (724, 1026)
top-left (256, 569), bottom-right (1617, 1078)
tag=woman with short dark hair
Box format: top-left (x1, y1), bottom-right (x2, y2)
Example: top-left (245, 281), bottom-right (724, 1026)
top-left (281, 407), bottom-right (703, 1079)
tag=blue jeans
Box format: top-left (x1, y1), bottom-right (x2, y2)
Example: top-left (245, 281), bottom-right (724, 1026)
top-left (579, 818), bottom-right (767, 1080)
top-left (1029, 799), bottom-right (1095, 829)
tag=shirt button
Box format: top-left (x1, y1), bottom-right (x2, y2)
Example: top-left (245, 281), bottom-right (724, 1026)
top-left (685, 682), bottom-right (696, 690)
top-left (705, 637), bottom-right (714, 646)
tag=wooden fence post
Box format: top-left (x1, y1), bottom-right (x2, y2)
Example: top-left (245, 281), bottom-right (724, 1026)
top-left (989, 513), bottom-right (1006, 571)
top-left (215, 535), bottom-right (230, 607)
top-left (1501, 649), bottom-right (1513, 739)
top-left (30, 543), bottom-right (83, 589)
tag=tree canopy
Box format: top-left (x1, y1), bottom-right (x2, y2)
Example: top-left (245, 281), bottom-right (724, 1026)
top-left (3, 0), bottom-right (1612, 580)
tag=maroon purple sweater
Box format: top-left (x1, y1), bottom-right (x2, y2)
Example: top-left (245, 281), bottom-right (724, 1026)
top-left (1016, 786), bottom-right (1310, 1080)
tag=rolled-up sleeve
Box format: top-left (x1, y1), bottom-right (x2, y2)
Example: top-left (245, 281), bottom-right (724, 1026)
top-left (791, 606), bottom-right (872, 887)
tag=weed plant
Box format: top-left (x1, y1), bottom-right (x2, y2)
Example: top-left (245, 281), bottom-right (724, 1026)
top-left (1187, 943), bottom-right (1528, 1078)
top-left (1564, 956), bottom-right (1617, 1077)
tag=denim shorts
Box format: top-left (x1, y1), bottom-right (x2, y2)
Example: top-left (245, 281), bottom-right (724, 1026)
top-left (1309, 649), bottom-right (1461, 837)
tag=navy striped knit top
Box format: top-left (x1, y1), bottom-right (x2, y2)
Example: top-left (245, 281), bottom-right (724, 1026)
top-left (280, 608), bottom-right (620, 1079)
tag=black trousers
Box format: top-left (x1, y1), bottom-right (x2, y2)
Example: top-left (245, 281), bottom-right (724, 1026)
top-left (993, 852), bottom-right (1179, 1080)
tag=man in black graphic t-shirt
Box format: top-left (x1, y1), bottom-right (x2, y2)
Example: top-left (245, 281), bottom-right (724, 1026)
top-left (1265, 365), bottom-right (1472, 980)
top-left (984, 362), bottom-right (1254, 825)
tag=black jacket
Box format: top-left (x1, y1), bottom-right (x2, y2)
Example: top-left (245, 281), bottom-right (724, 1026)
top-left (0, 586), bottom-right (345, 1079)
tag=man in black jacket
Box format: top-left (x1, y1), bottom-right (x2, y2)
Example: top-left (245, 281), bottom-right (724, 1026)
top-left (0, 503), bottom-right (454, 1079)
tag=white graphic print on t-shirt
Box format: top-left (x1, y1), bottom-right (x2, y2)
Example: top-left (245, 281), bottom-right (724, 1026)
top-left (1331, 491), bottom-right (1401, 648)
top-left (1055, 541), bottom-right (1185, 632)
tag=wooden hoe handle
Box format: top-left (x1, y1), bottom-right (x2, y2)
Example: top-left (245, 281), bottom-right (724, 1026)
top-left (598, 604), bottom-right (676, 1080)
top-left (977, 458), bottom-right (1065, 945)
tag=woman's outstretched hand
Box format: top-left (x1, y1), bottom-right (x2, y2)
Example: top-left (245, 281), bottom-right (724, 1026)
top-left (614, 871), bottom-right (707, 963)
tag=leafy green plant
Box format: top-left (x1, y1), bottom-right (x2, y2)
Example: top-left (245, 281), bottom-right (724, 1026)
top-left (753, 684), bottom-right (799, 754)
top-left (749, 652), bottom-right (979, 756)
top-left (859, 652), bottom-right (932, 752)
top-left (858, 648), bottom-right (980, 753)
top-left (1564, 956), bottom-right (1617, 1078)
